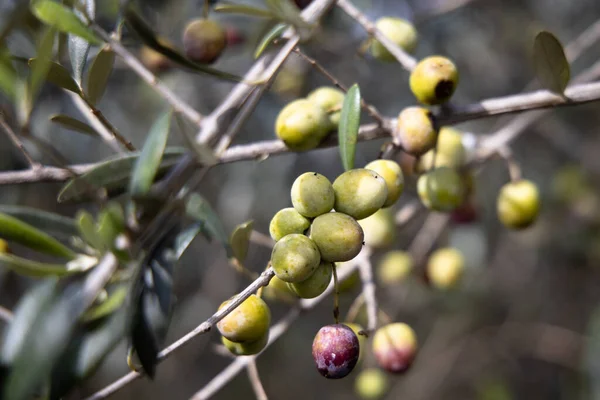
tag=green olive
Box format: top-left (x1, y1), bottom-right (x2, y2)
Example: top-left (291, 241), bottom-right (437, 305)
top-left (409, 56), bottom-right (459, 105)
top-left (269, 207), bottom-right (311, 241)
top-left (417, 167), bottom-right (465, 212)
top-left (370, 17), bottom-right (418, 62)
top-left (275, 99), bottom-right (331, 151)
top-left (216, 294), bottom-right (271, 343)
top-left (416, 126), bottom-right (466, 171)
top-left (310, 212), bottom-right (364, 262)
top-left (307, 87), bottom-right (345, 128)
top-left (288, 260), bottom-right (333, 299)
top-left (396, 107), bottom-right (438, 156)
top-left (270, 234), bottom-right (321, 282)
top-left (358, 208), bottom-right (395, 249)
top-left (182, 18), bottom-right (227, 64)
top-left (377, 251), bottom-right (413, 285)
top-left (333, 169), bottom-right (388, 220)
top-left (497, 179), bottom-right (540, 229)
top-left (355, 368), bottom-right (389, 399)
top-left (365, 159), bottom-right (404, 207)
top-left (222, 331), bottom-right (269, 356)
top-left (290, 172), bottom-right (335, 218)
top-left (426, 247), bottom-right (464, 289)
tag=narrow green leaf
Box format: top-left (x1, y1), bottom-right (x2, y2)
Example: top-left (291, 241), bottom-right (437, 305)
top-left (130, 110), bottom-right (172, 196)
top-left (50, 114), bottom-right (99, 136)
top-left (0, 48), bottom-right (17, 99)
top-left (0, 252), bottom-right (75, 277)
top-left (57, 147), bottom-right (186, 203)
top-left (338, 84), bottom-right (361, 171)
top-left (265, 0), bottom-right (312, 38)
top-left (25, 27), bottom-right (56, 118)
top-left (31, 1), bottom-right (101, 45)
top-left (76, 210), bottom-right (102, 250)
top-left (185, 193), bottom-right (231, 255)
top-left (86, 45), bottom-right (114, 105)
top-left (172, 223), bottom-right (203, 260)
top-left (82, 285), bottom-right (127, 322)
top-left (95, 203), bottom-right (124, 251)
top-left (214, 3), bottom-right (276, 18)
top-left (0, 205), bottom-right (77, 238)
top-left (254, 23), bottom-right (287, 59)
top-left (230, 220), bottom-right (253, 262)
top-left (533, 31), bottom-right (570, 94)
top-left (28, 59), bottom-right (80, 93)
top-left (124, 8), bottom-right (244, 83)
top-left (69, 0), bottom-right (96, 84)
top-left (0, 212), bottom-right (76, 259)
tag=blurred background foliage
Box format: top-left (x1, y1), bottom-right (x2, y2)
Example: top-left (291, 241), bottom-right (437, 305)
top-left (2, 0), bottom-right (600, 399)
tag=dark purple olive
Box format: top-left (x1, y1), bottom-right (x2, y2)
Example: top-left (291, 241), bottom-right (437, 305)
top-left (312, 324), bottom-right (360, 379)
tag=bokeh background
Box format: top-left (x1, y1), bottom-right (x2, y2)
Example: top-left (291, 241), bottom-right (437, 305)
top-left (2, 0), bottom-right (600, 398)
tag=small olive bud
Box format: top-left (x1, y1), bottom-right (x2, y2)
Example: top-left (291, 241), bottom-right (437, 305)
top-left (269, 207), bottom-right (311, 241)
top-left (333, 169), bottom-right (388, 220)
top-left (216, 294), bottom-right (271, 343)
top-left (310, 212), bottom-right (364, 262)
top-left (275, 99), bottom-right (331, 151)
top-left (291, 172), bottom-right (335, 218)
top-left (270, 234), bottom-right (321, 282)
top-left (370, 17), bottom-right (418, 61)
top-left (410, 56), bottom-right (459, 105)
top-left (497, 179), bottom-right (540, 229)
top-left (182, 18), bottom-right (227, 64)
top-left (396, 107), bottom-right (438, 156)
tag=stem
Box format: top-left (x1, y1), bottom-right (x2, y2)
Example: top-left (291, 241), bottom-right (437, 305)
top-left (332, 262), bottom-right (340, 324)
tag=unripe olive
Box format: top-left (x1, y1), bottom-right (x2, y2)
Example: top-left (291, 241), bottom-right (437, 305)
top-left (310, 213), bottom-right (364, 262)
top-left (370, 17), bottom-right (418, 62)
top-left (288, 260), bottom-right (333, 299)
top-left (344, 322), bottom-right (367, 364)
top-left (182, 18), bottom-right (226, 64)
top-left (312, 324), bottom-right (360, 379)
top-left (417, 167), bottom-right (465, 211)
top-left (497, 179), bottom-right (540, 229)
top-left (275, 99), bottom-right (331, 151)
top-left (139, 46), bottom-right (172, 72)
top-left (372, 323), bottom-right (417, 373)
top-left (358, 208), bottom-right (395, 249)
top-left (269, 207), bottom-right (311, 241)
top-left (426, 247), bottom-right (464, 289)
top-left (262, 274), bottom-right (298, 302)
top-left (307, 87), bottom-right (345, 128)
top-left (377, 251), bottom-right (413, 285)
top-left (291, 172), bottom-right (335, 218)
top-left (417, 126), bottom-right (466, 171)
top-left (333, 169), bottom-right (388, 220)
top-left (365, 159), bottom-right (404, 207)
top-left (355, 368), bottom-right (389, 399)
top-left (216, 294), bottom-right (271, 343)
top-left (396, 107), bottom-right (438, 156)
top-left (271, 234), bottom-right (321, 282)
top-left (221, 331), bottom-right (268, 356)
top-left (409, 56), bottom-right (459, 105)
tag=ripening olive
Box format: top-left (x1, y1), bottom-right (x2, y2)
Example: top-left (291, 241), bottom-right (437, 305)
top-left (409, 56), bottom-right (459, 105)
top-left (333, 169), bottom-right (388, 220)
top-left (372, 323), bottom-right (417, 373)
top-left (396, 107), bottom-right (438, 156)
top-left (182, 18), bottom-right (227, 64)
top-left (275, 99), bottom-right (331, 151)
top-left (312, 324), bottom-right (360, 379)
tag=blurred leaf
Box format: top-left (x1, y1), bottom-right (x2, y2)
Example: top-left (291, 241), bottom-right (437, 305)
top-left (185, 193), bottom-right (231, 255)
top-left (533, 31), bottom-right (570, 94)
top-left (28, 59), bottom-right (80, 94)
top-left (130, 110), bottom-right (172, 197)
top-left (254, 23), bottom-right (287, 59)
top-left (124, 8), bottom-right (244, 83)
top-left (265, 0), bottom-right (312, 38)
top-left (82, 284), bottom-right (127, 322)
top-left (50, 114), bottom-right (99, 136)
top-left (0, 252), bottom-right (77, 277)
top-left (31, 1), bottom-right (101, 45)
top-left (230, 220), bottom-right (253, 262)
top-left (214, 3), bottom-right (276, 18)
top-left (24, 27), bottom-right (56, 120)
top-left (57, 147), bottom-right (186, 203)
top-left (76, 210), bottom-right (102, 250)
top-left (173, 112), bottom-right (219, 166)
top-left (0, 3), bottom-right (30, 44)
top-left (0, 212), bottom-right (75, 259)
top-left (86, 45), bottom-right (114, 105)
top-left (69, 0), bottom-right (96, 84)
top-left (95, 203), bottom-right (125, 251)
top-left (0, 205), bottom-right (77, 238)
top-left (0, 279), bottom-right (58, 365)
top-left (0, 48), bottom-right (17, 99)
top-left (172, 223), bottom-right (203, 260)
top-left (338, 84), bottom-right (361, 171)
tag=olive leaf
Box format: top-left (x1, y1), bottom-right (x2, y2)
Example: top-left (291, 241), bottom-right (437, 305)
top-left (338, 84), bottom-right (361, 171)
top-left (0, 212), bottom-right (75, 259)
top-left (533, 31), bottom-right (570, 94)
top-left (50, 114), bottom-right (99, 137)
top-left (0, 48), bottom-right (17, 99)
top-left (214, 3), bottom-right (276, 18)
top-left (27, 59), bottom-right (81, 94)
top-left (264, 0), bottom-right (312, 39)
top-left (254, 23), bottom-right (287, 59)
top-left (129, 110), bottom-right (172, 197)
top-left (69, 0), bottom-right (96, 84)
top-left (0, 205), bottom-right (77, 238)
top-left (86, 45), bottom-right (115, 105)
top-left (185, 193), bottom-right (231, 255)
top-left (230, 220), bottom-right (254, 262)
top-left (31, 1), bottom-right (101, 45)
top-left (0, 253), bottom-right (82, 278)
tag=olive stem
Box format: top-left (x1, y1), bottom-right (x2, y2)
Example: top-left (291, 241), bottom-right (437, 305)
top-left (332, 262), bottom-right (340, 324)
top-left (497, 146), bottom-right (522, 182)
top-left (344, 293), bottom-right (365, 323)
top-left (0, 113), bottom-right (41, 169)
top-left (246, 360), bottom-right (269, 400)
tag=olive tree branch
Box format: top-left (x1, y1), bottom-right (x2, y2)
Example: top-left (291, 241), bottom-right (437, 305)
top-left (336, 0), bottom-right (418, 71)
top-left (246, 360), bottom-right (268, 400)
top-left (0, 114), bottom-right (40, 169)
top-left (0, 305), bottom-right (13, 323)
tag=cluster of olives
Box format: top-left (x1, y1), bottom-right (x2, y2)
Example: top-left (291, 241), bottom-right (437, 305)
top-left (275, 86), bottom-right (346, 151)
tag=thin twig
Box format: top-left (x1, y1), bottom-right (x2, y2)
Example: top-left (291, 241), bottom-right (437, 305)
top-left (356, 247), bottom-right (377, 334)
top-left (246, 360), bottom-right (268, 400)
top-left (337, 0), bottom-right (418, 71)
top-left (407, 212), bottom-right (450, 266)
top-left (89, 25), bottom-right (204, 127)
top-left (395, 200), bottom-right (422, 225)
top-left (292, 47), bottom-right (386, 125)
top-left (0, 115), bottom-right (40, 168)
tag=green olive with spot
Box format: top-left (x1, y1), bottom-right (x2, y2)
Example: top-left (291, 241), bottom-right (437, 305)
top-left (409, 56), bottom-right (459, 105)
